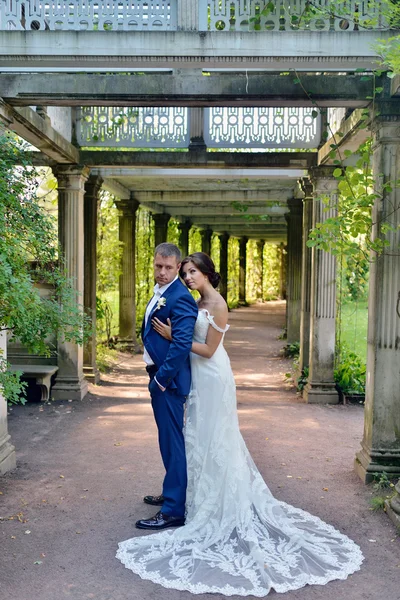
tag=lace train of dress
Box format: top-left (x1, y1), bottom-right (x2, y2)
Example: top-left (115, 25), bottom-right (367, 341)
top-left (117, 309), bottom-right (363, 596)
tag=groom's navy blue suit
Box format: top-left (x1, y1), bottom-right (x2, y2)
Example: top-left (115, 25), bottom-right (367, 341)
top-left (142, 278), bottom-right (198, 517)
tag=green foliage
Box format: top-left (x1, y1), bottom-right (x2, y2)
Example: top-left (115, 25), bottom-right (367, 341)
top-left (210, 233), bottom-right (220, 272)
top-left (228, 238), bottom-right (239, 308)
top-left (96, 192), bottom-right (123, 345)
top-left (369, 496), bottom-right (387, 511)
top-left (167, 218), bottom-right (180, 246)
top-left (262, 243), bottom-right (281, 300)
top-left (189, 228), bottom-right (202, 254)
top-left (369, 472), bottom-right (398, 511)
top-left (0, 134), bottom-right (89, 403)
top-left (97, 191), bottom-right (123, 296)
top-left (334, 342), bottom-right (366, 394)
top-left (0, 358), bottom-right (27, 405)
top-left (284, 341), bottom-right (300, 358)
top-left (296, 366), bottom-right (309, 392)
top-left (135, 207), bottom-right (154, 332)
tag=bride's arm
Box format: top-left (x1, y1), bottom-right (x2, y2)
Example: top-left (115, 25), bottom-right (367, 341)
top-left (191, 305), bottom-right (228, 359)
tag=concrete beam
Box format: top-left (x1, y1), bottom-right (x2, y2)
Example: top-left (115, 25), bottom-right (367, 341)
top-left (0, 99), bottom-right (79, 163)
top-left (213, 227), bottom-right (286, 240)
top-left (133, 191), bottom-right (293, 204)
top-left (187, 216), bottom-right (286, 226)
top-left (82, 150), bottom-right (316, 169)
top-left (101, 178), bottom-right (131, 200)
top-left (318, 109), bottom-right (370, 165)
top-left (0, 72), bottom-right (381, 107)
top-left (0, 31), bottom-right (389, 72)
top-left (95, 167), bottom-right (306, 179)
top-left (141, 203), bottom-right (288, 218)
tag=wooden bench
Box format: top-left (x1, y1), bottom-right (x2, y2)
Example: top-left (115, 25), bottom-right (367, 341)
top-left (9, 365), bottom-right (58, 402)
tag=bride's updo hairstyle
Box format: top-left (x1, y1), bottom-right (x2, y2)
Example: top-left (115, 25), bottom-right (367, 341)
top-left (180, 252), bottom-right (221, 289)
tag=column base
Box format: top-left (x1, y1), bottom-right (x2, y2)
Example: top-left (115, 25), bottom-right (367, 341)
top-left (354, 445), bottom-right (400, 484)
top-left (385, 498), bottom-right (400, 528)
top-left (51, 376), bottom-right (88, 401)
top-left (0, 434), bottom-right (16, 475)
top-left (83, 365), bottom-right (101, 385)
top-left (303, 381), bottom-right (339, 404)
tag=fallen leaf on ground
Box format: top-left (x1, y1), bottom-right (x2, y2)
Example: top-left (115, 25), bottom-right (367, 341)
top-left (114, 442), bottom-right (123, 446)
top-left (322, 487), bottom-right (329, 491)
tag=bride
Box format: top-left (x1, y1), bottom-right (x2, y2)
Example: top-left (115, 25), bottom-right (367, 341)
top-left (116, 252), bottom-right (363, 596)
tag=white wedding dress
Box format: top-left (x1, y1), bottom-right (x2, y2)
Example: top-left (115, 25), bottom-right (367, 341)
top-left (117, 309), bottom-right (363, 596)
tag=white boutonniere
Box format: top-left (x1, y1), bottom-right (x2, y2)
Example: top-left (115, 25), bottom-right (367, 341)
top-left (156, 297), bottom-right (166, 310)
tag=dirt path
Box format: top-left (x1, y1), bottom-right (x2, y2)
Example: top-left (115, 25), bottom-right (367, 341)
top-left (1, 302), bottom-right (398, 600)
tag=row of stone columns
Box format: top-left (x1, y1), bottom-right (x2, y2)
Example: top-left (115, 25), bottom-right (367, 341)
top-left (25, 131), bottom-right (400, 497)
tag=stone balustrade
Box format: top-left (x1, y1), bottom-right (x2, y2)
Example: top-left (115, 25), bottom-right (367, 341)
top-left (76, 105), bottom-right (321, 149)
top-left (0, 0), bottom-right (177, 31)
top-left (0, 0), bottom-right (386, 32)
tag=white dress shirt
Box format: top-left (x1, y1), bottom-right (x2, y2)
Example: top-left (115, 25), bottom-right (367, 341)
top-left (143, 275), bottom-right (178, 366)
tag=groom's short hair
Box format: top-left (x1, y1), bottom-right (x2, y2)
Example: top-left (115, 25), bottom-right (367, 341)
top-left (154, 242), bottom-right (182, 263)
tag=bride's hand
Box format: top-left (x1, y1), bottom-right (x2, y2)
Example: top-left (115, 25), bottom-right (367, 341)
top-left (152, 317), bottom-right (172, 341)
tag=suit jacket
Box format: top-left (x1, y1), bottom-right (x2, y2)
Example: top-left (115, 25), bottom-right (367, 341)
top-left (142, 278), bottom-right (198, 396)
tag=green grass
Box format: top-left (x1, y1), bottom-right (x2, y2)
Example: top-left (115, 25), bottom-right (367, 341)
top-left (337, 301), bottom-right (368, 361)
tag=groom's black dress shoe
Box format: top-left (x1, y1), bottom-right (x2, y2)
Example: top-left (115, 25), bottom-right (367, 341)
top-left (135, 510), bottom-right (185, 530)
top-left (143, 494), bottom-right (164, 506)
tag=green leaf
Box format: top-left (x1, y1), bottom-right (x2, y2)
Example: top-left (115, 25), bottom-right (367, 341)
top-left (333, 168), bottom-right (342, 178)
top-left (311, 110), bottom-right (319, 119)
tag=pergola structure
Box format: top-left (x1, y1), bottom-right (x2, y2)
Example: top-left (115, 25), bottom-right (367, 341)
top-left (0, 0), bottom-right (400, 524)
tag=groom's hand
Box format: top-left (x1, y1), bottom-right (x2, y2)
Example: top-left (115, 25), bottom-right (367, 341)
top-left (149, 376), bottom-right (166, 394)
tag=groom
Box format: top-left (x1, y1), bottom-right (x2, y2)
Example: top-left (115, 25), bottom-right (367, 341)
top-left (136, 242), bottom-right (198, 530)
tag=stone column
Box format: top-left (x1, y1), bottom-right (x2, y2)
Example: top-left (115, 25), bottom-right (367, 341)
top-left (303, 167), bottom-right (339, 405)
top-left (285, 199), bottom-right (303, 344)
top-left (200, 228), bottom-right (213, 256)
top-left (153, 213), bottom-right (170, 248)
top-left (189, 107), bottom-right (206, 151)
top-left (52, 166), bottom-right (89, 401)
top-left (219, 232), bottom-right (229, 301)
top-left (0, 331), bottom-right (16, 474)
top-left (178, 219), bottom-right (191, 258)
top-left (239, 236), bottom-right (248, 306)
top-left (355, 114), bottom-right (400, 485)
top-left (177, 0), bottom-right (199, 30)
top-left (83, 174), bottom-right (102, 384)
top-left (116, 196), bottom-right (140, 352)
top-left (298, 179), bottom-right (313, 373)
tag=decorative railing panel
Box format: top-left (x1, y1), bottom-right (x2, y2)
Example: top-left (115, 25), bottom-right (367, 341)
top-left (76, 106), bottom-right (188, 148)
top-left (199, 0), bottom-right (385, 32)
top-left (204, 107), bottom-right (321, 149)
top-left (0, 0), bottom-right (177, 31)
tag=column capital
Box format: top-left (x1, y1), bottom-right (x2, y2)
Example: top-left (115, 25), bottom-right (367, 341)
top-left (299, 177), bottom-right (313, 199)
top-left (153, 213), bottom-right (170, 225)
top-left (54, 165), bottom-right (90, 191)
top-left (85, 173), bottom-right (104, 194)
top-left (178, 218), bottom-right (192, 232)
top-left (308, 166), bottom-right (339, 195)
top-left (115, 197), bottom-right (140, 217)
